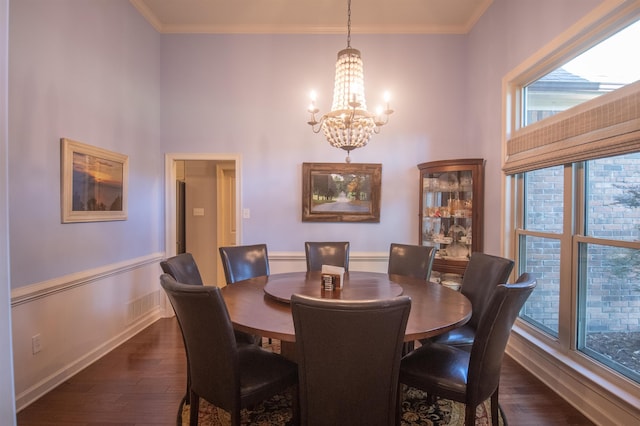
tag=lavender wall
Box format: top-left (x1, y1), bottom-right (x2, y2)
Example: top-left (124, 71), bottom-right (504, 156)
top-left (159, 0), bottom-right (600, 255)
top-left (160, 33), bottom-right (468, 252)
top-left (6, 0), bottom-right (603, 285)
top-left (8, 0), bottom-right (162, 288)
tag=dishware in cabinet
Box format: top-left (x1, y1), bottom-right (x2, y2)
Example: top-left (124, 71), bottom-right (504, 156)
top-left (418, 159), bottom-right (485, 276)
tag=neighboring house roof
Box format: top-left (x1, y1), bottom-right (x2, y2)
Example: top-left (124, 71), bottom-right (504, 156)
top-left (528, 68), bottom-right (601, 92)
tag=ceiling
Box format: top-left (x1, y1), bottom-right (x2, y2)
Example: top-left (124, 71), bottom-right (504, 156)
top-left (130, 0), bottom-right (494, 35)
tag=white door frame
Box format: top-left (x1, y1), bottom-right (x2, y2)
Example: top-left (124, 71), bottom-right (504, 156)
top-left (215, 163), bottom-right (236, 285)
top-left (163, 152), bottom-right (242, 263)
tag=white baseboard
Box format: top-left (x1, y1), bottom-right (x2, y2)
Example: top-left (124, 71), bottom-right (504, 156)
top-left (15, 308), bottom-right (161, 411)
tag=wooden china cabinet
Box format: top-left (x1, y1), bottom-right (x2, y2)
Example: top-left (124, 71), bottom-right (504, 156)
top-left (418, 159), bottom-right (485, 276)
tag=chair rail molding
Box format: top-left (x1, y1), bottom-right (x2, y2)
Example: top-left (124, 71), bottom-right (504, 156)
top-left (269, 251), bottom-right (389, 274)
top-left (11, 253), bottom-right (164, 306)
top-left (11, 253), bottom-right (165, 411)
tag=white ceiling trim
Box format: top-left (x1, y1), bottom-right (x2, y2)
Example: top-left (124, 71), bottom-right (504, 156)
top-left (129, 0), bottom-right (493, 35)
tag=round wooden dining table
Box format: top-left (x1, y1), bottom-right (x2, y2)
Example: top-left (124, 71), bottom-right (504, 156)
top-left (220, 271), bottom-right (471, 344)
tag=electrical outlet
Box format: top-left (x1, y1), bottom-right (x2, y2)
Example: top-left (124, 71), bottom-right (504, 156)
top-left (32, 334), bottom-right (42, 354)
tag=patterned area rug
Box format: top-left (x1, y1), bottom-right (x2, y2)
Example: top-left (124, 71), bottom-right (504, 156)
top-left (180, 339), bottom-right (505, 425)
top-left (180, 385), bottom-right (505, 426)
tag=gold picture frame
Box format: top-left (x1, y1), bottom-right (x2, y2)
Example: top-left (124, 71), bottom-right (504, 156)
top-left (302, 162), bottom-right (381, 222)
top-left (61, 138), bottom-right (128, 223)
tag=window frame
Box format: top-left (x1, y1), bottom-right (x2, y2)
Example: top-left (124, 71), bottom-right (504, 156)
top-left (511, 164), bottom-right (575, 346)
top-left (502, 1), bottom-right (640, 414)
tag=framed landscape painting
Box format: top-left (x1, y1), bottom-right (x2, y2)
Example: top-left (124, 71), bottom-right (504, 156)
top-left (60, 138), bottom-right (128, 223)
top-left (302, 162), bottom-right (381, 222)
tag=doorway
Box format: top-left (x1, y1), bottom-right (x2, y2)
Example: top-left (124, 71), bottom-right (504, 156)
top-left (164, 154), bottom-right (241, 286)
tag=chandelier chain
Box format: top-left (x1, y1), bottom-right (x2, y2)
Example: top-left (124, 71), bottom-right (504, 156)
top-left (347, 0), bottom-right (351, 48)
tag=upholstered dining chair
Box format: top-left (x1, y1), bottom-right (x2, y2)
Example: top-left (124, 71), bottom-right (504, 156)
top-left (160, 274), bottom-right (298, 426)
top-left (160, 253), bottom-right (205, 405)
top-left (160, 253), bottom-right (204, 286)
top-left (162, 253), bottom-right (260, 346)
top-left (422, 252), bottom-right (514, 350)
top-left (304, 241), bottom-right (350, 272)
top-left (400, 274), bottom-right (536, 426)
top-left (219, 243), bottom-right (270, 284)
top-left (291, 293), bottom-right (411, 426)
top-left (387, 243), bottom-right (436, 281)
top-left (219, 244), bottom-right (271, 344)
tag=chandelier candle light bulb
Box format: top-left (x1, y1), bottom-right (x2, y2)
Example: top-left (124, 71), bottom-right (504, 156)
top-left (306, 0), bottom-right (393, 163)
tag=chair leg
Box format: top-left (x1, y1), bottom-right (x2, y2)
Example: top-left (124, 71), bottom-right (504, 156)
top-left (185, 361), bottom-right (191, 405)
top-left (291, 385), bottom-right (300, 425)
top-left (231, 405), bottom-right (242, 426)
top-left (396, 384), bottom-right (404, 426)
top-left (189, 391), bottom-right (199, 426)
top-left (491, 388), bottom-right (500, 426)
top-left (464, 402), bottom-right (476, 426)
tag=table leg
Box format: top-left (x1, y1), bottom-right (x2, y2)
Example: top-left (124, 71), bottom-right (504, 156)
top-left (280, 341), bottom-right (297, 361)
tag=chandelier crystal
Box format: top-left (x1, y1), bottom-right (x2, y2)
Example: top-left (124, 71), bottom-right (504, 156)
top-left (307, 0), bottom-right (393, 163)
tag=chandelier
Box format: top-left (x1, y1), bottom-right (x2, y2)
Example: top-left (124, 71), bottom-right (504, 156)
top-left (306, 0), bottom-right (393, 163)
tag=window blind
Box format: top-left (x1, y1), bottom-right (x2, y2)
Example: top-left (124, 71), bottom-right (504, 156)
top-left (503, 79), bottom-right (640, 175)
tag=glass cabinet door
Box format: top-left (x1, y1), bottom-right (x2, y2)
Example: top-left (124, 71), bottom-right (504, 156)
top-left (418, 159), bottom-right (484, 277)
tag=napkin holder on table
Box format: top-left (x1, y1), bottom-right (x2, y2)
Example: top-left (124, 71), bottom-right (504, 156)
top-left (321, 265), bottom-right (345, 290)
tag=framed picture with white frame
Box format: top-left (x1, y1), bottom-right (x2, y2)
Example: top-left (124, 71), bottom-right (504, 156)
top-left (60, 138), bottom-right (128, 223)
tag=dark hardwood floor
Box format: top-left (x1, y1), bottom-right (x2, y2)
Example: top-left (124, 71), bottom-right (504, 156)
top-left (16, 318), bottom-right (595, 426)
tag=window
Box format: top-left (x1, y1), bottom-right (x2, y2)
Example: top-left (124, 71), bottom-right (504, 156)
top-left (524, 20), bottom-right (640, 127)
top-left (518, 155), bottom-right (640, 383)
top-left (577, 153), bottom-right (640, 383)
top-left (518, 166), bottom-right (564, 336)
top-left (506, 17), bottom-right (640, 387)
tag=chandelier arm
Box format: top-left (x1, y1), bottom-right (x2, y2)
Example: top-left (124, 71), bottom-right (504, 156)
top-left (308, 115), bottom-right (326, 133)
top-left (374, 114), bottom-right (389, 127)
